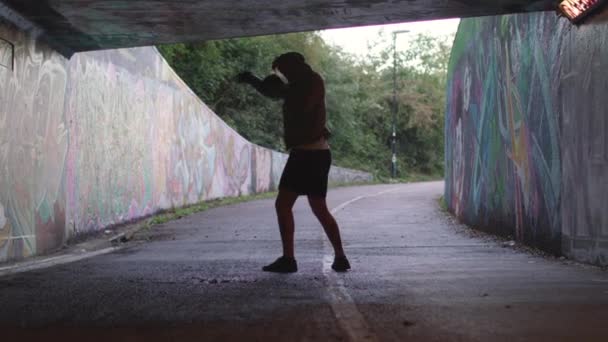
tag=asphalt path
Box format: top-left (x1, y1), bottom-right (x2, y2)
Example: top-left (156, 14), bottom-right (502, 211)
top-left (1, 181), bottom-right (607, 341)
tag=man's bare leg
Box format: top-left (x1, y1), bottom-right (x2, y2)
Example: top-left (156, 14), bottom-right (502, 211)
top-left (307, 196), bottom-right (346, 258)
top-left (275, 189), bottom-right (299, 258)
top-left (262, 189), bottom-right (300, 273)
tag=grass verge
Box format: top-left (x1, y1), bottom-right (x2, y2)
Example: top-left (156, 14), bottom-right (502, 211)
top-left (145, 191), bottom-right (278, 227)
top-left (375, 173), bottom-right (443, 184)
top-left (437, 195), bottom-right (448, 212)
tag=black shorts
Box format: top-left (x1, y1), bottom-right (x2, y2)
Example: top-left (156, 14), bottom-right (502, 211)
top-left (279, 149), bottom-right (331, 197)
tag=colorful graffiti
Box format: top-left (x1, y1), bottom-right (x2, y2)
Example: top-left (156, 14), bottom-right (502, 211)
top-left (252, 147), bottom-right (273, 194)
top-left (63, 51), bottom-right (258, 231)
top-left (0, 22), bottom-right (68, 260)
top-left (445, 13), bottom-right (564, 254)
top-left (447, 11), bottom-right (608, 264)
top-left (0, 20), bottom-right (372, 263)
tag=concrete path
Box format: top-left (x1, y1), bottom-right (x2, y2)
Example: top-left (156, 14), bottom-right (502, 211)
top-left (1, 182), bottom-right (607, 341)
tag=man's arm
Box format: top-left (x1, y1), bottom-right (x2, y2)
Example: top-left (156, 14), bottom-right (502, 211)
top-left (237, 72), bottom-right (287, 100)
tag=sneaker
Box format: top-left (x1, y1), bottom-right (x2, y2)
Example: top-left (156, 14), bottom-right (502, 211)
top-left (331, 256), bottom-right (351, 272)
top-left (262, 256), bottom-right (298, 273)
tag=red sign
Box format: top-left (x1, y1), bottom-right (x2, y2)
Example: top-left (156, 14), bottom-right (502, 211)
top-left (559, 0), bottom-right (607, 23)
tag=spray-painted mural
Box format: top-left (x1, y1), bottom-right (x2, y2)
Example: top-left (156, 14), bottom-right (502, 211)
top-left (445, 13), bottom-right (564, 254)
top-left (63, 48), bottom-right (258, 233)
top-left (446, 11), bottom-right (608, 265)
top-left (0, 23), bottom-right (68, 260)
top-left (0, 20), bottom-right (372, 263)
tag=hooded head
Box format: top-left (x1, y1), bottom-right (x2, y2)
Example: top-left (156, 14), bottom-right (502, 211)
top-left (272, 52), bottom-right (309, 83)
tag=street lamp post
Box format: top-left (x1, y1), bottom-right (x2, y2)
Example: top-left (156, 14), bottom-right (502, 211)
top-left (391, 30), bottom-right (409, 178)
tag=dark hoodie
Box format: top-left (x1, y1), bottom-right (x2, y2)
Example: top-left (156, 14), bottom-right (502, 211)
top-left (245, 53), bottom-right (330, 150)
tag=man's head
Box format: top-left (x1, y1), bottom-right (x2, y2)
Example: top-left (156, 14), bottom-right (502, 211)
top-left (272, 52), bottom-right (307, 82)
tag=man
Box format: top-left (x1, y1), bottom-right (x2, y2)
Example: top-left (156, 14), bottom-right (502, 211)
top-left (237, 52), bottom-right (350, 273)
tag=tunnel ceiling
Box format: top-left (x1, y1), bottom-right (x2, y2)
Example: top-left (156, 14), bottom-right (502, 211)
top-left (1, 0), bottom-right (556, 57)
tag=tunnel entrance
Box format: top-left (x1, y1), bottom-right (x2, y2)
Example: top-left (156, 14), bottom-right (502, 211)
top-left (0, 0), bottom-right (558, 56)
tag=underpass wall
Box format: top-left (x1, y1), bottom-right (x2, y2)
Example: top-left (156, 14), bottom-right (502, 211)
top-left (446, 12), bottom-right (608, 265)
top-left (559, 15), bottom-right (608, 265)
top-left (0, 20), bottom-right (372, 263)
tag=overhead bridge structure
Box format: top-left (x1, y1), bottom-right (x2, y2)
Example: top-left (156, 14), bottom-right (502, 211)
top-left (0, 0), bottom-right (556, 56)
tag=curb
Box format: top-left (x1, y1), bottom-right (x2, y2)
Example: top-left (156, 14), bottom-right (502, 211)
top-left (0, 223), bottom-right (148, 278)
top-left (0, 247), bottom-right (122, 278)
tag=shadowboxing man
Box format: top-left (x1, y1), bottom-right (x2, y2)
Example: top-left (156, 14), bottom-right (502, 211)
top-left (237, 52), bottom-right (351, 273)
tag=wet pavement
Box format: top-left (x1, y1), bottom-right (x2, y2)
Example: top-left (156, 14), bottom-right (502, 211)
top-left (1, 181), bottom-right (607, 341)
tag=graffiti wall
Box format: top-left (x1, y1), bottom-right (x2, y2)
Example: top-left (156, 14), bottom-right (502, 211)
top-left (63, 48), bottom-right (257, 233)
top-left (559, 15), bottom-right (608, 265)
top-left (446, 13), bottom-right (564, 254)
top-left (0, 21), bottom-right (69, 260)
top-left (446, 12), bottom-right (608, 264)
top-left (0, 20), bottom-right (372, 263)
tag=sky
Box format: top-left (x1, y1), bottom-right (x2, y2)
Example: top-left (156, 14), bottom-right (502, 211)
top-left (319, 18), bottom-right (461, 57)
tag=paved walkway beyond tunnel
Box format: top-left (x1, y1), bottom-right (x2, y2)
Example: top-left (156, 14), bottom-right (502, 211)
top-left (1, 182), bottom-right (607, 341)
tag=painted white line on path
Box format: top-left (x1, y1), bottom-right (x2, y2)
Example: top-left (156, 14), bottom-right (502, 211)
top-left (323, 187), bottom-right (402, 342)
top-left (0, 247), bottom-right (121, 278)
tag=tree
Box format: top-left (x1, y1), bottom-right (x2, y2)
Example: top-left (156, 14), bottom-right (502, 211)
top-left (157, 31), bottom-right (454, 178)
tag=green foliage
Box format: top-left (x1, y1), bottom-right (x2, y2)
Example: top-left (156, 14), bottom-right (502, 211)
top-left (157, 31), bottom-right (453, 178)
top-left (438, 195), bottom-right (448, 212)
